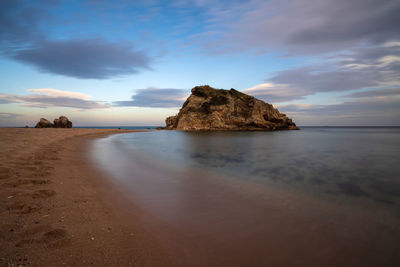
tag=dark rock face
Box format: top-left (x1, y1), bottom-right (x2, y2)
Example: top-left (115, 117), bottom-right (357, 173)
top-left (165, 85), bottom-right (299, 131)
top-left (35, 116), bottom-right (72, 128)
top-left (53, 116), bottom-right (72, 128)
top-left (35, 118), bottom-right (54, 128)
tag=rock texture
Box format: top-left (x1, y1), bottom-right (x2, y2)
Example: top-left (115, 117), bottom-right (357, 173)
top-left (165, 85), bottom-right (298, 131)
top-left (54, 116), bottom-right (72, 128)
top-left (35, 118), bottom-right (54, 128)
top-left (35, 116), bottom-right (72, 128)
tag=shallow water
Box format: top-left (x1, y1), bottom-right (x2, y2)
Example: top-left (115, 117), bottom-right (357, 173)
top-left (91, 127), bottom-right (400, 266)
top-left (95, 127), bottom-right (400, 205)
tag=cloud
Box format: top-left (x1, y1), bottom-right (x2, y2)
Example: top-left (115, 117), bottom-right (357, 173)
top-left (0, 1), bottom-right (153, 79)
top-left (11, 39), bottom-right (151, 79)
top-left (0, 99), bottom-right (13, 104)
top-left (0, 0), bottom-right (47, 48)
top-left (245, 43), bottom-right (400, 103)
top-left (0, 112), bottom-right (23, 120)
top-left (114, 87), bottom-right (189, 108)
top-left (27, 88), bottom-right (91, 99)
top-left (0, 89), bottom-right (109, 109)
top-left (279, 95), bottom-right (400, 126)
top-left (196, 0), bottom-right (400, 54)
top-left (242, 83), bottom-right (309, 102)
top-left (345, 87), bottom-right (400, 98)
top-left (244, 43), bottom-right (400, 125)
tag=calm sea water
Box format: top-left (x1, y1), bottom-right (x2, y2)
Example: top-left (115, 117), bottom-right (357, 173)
top-left (75, 126), bottom-right (158, 130)
top-left (90, 127), bottom-right (400, 266)
top-left (94, 127), bottom-right (400, 206)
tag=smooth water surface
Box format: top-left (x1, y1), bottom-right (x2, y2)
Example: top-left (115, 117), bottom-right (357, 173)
top-left (91, 127), bottom-right (400, 266)
top-left (96, 127), bottom-right (400, 206)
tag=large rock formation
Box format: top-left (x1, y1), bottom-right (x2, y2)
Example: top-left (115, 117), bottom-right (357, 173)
top-left (35, 116), bottom-right (72, 128)
top-left (165, 85), bottom-right (298, 131)
top-left (54, 116), bottom-right (72, 128)
top-left (34, 118), bottom-right (53, 128)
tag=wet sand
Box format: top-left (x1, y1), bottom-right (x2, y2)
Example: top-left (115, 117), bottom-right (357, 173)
top-left (1, 128), bottom-right (399, 266)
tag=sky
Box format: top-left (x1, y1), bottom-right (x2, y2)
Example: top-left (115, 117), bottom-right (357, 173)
top-left (0, 0), bottom-right (399, 126)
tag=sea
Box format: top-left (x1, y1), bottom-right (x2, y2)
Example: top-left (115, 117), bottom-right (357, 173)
top-left (89, 127), bottom-right (400, 266)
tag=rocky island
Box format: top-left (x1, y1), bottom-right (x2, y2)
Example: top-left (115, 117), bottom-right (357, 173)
top-left (164, 85), bottom-right (299, 131)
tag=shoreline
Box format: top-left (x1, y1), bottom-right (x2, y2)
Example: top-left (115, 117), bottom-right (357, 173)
top-left (1, 128), bottom-right (400, 266)
top-left (91, 131), bottom-right (400, 267)
top-left (0, 128), bottom-right (171, 266)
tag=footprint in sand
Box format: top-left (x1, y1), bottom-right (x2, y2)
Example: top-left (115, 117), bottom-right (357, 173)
top-left (0, 223), bottom-right (23, 241)
top-left (34, 151), bottom-right (60, 161)
top-left (16, 226), bottom-right (69, 249)
top-left (0, 167), bottom-right (11, 180)
top-left (31, 189), bottom-right (56, 199)
top-left (21, 166), bottom-right (38, 171)
top-left (32, 168), bottom-right (53, 177)
top-left (6, 189), bottom-right (56, 199)
top-left (7, 201), bottom-right (40, 214)
top-left (13, 158), bottom-right (31, 166)
top-left (2, 179), bottom-right (51, 188)
top-left (40, 165), bottom-right (54, 171)
top-left (16, 163), bottom-right (55, 177)
top-left (33, 160), bottom-right (43, 166)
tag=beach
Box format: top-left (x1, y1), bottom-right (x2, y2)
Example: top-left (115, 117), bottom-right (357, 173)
top-left (1, 128), bottom-right (400, 266)
top-left (0, 128), bottom-right (172, 266)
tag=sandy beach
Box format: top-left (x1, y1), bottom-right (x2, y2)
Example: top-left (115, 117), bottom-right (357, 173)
top-left (1, 128), bottom-right (399, 267)
top-left (0, 128), bottom-right (173, 266)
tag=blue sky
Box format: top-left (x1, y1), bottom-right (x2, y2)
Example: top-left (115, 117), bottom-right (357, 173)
top-left (1, 0), bottom-right (399, 126)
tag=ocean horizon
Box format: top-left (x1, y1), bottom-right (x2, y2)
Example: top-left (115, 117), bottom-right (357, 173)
top-left (79, 125), bottom-right (400, 129)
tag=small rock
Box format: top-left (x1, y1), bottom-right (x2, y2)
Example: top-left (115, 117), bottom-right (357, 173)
top-left (35, 118), bottom-right (53, 128)
top-left (53, 116), bottom-right (72, 128)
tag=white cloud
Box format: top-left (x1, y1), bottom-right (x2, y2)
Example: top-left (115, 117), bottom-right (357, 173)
top-left (277, 90), bottom-right (400, 126)
top-left (377, 55), bottom-right (400, 67)
top-left (0, 112), bottom-right (22, 119)
top-left (383, 41), bottom-right (400, 47)
top-left (27, 88), bottom-right (91, 100)
top-left (242, 82), bottom-right (309, 102)
top-left (0, 89), bottom-right (109, 110)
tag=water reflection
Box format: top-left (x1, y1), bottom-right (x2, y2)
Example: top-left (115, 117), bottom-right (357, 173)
top-left (94, 128), bottom-right (400, 205)
top-left (90, 128), bottom-right (400, 266)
